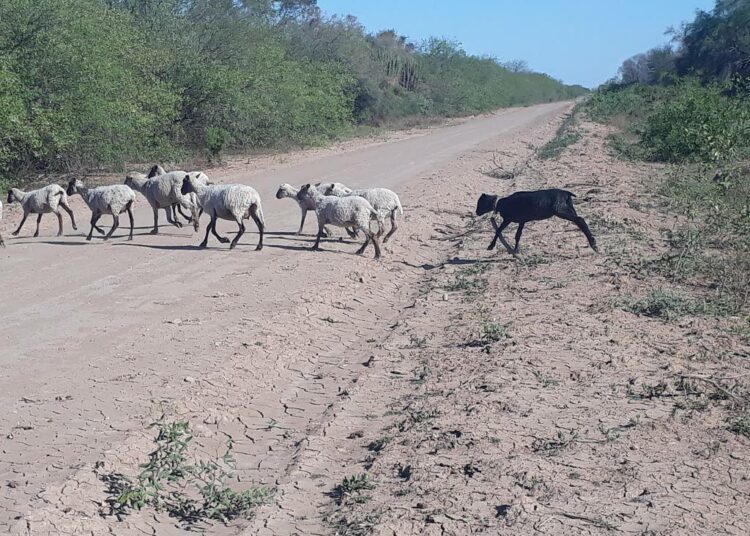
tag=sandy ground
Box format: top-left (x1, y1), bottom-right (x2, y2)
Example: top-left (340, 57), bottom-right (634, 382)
top-left (1, 101), bottom-right (748, 535)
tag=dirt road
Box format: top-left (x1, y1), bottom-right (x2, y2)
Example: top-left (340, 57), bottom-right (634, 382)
top-left (0, 101), bottom-right (572, 534)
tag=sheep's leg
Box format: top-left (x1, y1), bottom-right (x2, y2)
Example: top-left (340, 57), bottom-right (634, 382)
top-left (0, 231), bottom-right (5, 248)
top-left (345, 226), bottom-right (358, 239)
top-left (169, 205), bottom-right (182, 228)
top-left (126, 202), bottom-right (135, 241)
top-left (298, 209), bottom-right (307, 235)
top-left (556, 211), bottom-right (598, 252)
top-left (230, 216), bottom-right (245, 250)
top-left (312, 222), bottom-right (324, 251)
top-left (150, 205), bottom-right (160, 234)
top-left (33, 213), bottom-right (43, 238)
top-left (60, 202), bottom-right (77, 230)
top-left (513, 222), bottom-right (525, 253)
top-left (250, 206), bottom-right (264, 251)
top-left (87, 212), bottom-right (102, 241)
top-left (199, 215), bottom-right (215, 248)
top-left (355, 233), bottom-right (369, 255)
top-left (383, 210), bottom-right (398, 243)
top-left (12, 212), bottom-right (29, 236)
top-left (371, 232), bottom-right (382, 259)
top-left (488, 217), bottom-right (514, 253)
top-left (211, 215), bottom-right (230, 244)
top-left (164, 205), bottom-right (182, 229)
top-left (176, 204), bottom-right (192, 223)
top-left (55, 211), bottom-right (64, 237)
top-left (104, 210), bottom-right (120, 241)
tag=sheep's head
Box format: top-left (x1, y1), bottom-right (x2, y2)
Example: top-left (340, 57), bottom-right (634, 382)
top-left (276, 183), bottom-right (295, 199)
top-left (6, 189), bottom-right (16, 204)
top-left (147, 164), bottom-right (165, 178)
top-left (475, 193), bottom-right (499, 216)
top-left (180, 174), bottom-right (194, 196)
top-left (66, 179), bottom-right (83, 196)
top-left (296, 183), bottom-right (312, 201)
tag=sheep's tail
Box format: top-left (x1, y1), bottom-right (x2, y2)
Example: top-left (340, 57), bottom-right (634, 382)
top-left (395, 197), bottom-right (404, 216)
top-left (255, 203), bottom-right (265, 226)
top-left (0, 200), bottom-right (3, 221)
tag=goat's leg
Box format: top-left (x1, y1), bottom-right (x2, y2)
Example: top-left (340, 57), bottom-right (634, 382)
top-left (12, 212), bottom-right (29, 236)
top-left (61, 202), bottom-right (77, 230)
top-left (513, 222), bottom-right (525, 253)
top-left (298, 209), bottom-right (307, 235)
top-left (383, 210), bottom-right (398, 243)
top-left (33, 213), bottom-right (43, 238)
top-left (55, 211), bottom-right (64, 236)
top-left (488, 217), bottom-right (514, 253)
top-left (250, 206), bottom-right (264, 251)
top-left (557, 211), bottom-right (598, 252)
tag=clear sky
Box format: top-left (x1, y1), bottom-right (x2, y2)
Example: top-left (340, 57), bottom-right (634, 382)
top-left (315, 0), bottom-right (715, 88)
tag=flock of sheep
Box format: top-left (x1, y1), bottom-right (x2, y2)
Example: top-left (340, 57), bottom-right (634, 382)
top-left (1, 165), bottom-right (403, 259)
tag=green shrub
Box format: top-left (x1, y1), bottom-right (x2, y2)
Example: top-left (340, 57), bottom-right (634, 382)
top-left (640, 81), bottom-right (750, 162)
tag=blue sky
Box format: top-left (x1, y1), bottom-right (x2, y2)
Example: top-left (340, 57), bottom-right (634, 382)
top-left (315, 0), bottom-right (715, 88)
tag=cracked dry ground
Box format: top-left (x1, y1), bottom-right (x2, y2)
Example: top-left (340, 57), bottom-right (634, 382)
top-left (2, 104), bottom-right (749, 535)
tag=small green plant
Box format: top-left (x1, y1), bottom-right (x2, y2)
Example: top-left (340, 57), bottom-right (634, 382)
top-left (531, 430), bottom-right (578, 456)
top-left (408, 334), bottom-right (429, 348)
top-left (481, 320), bottom-right (507, 343)
top-left (107, 418), bottom-right (267, 523)
top-left (203, 127), bottom-right (232, 163)
top-left (728, 415), bottom-right (750, 439)
top-left (331, 474), bottom-right (376, 505)
top-left (532, 370), bottom-right (559, 388)
top-left (623, 289), bottom-right (696, 320)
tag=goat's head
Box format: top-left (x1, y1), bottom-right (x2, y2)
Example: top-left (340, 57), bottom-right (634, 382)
top-left (475, 193), bottom-right (499, 216)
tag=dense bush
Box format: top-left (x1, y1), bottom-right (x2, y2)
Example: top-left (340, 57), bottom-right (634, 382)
top-left (640, 82), bottom-right (750, 162)
top-left (0, 0), bottom-right (586, 184)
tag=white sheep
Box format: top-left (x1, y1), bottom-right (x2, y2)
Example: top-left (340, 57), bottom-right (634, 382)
top-left (275, 182), bottom-right (355, 238)
top-left (181, 174), bottom-right (264, 250)
top-left (6, 184), bottom-right (78, 238)
top-left (66, 179), bottom-right (137, 241)
top-left (0, 201), bottom-right (5, 248)
top-left (326, 184), bottom-right (403, 243)
top-left (296, 183), bottom-right (383, 258)
top-left (124, 170), bottom-right (203, 233)
top-left (145, 165), bottom-right (207, 225)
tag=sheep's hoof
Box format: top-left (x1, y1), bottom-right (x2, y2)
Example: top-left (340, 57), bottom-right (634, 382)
top-left (219, 238), bottom-right (230, 244)
top-left (128, 236), bottom-right (133, 241)
top-left (11, 231), bottom-right (19, 237)
top-left (255, 244), bottom-right (263, 251)
top-left (33, 233), bottom-right (39, 238)
top-left (150, 229), bottom-right (158, 235)
top-left (198, 243), bottom-right (208, 249)
top-left (229, 243), bottom-right (237, 250)
top-left (174, 222), bottom-right (183, 228)
top-left (57, 232), bottom-right (62, 237)
top-left (86, 236), bottom-right (93, 241)
top-left (72, 225), bottom-right (78, 230)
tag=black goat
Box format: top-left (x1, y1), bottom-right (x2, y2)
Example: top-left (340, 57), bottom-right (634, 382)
top-left (475, 189), bottom-right (598, 254)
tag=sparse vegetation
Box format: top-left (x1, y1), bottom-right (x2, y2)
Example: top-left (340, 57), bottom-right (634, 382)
top-left (537, 108), bottom-right (582, 160)
top-left (105, 418), bottom-right (267, 524)
top-left (331, 474), bottom-right (376, 506)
